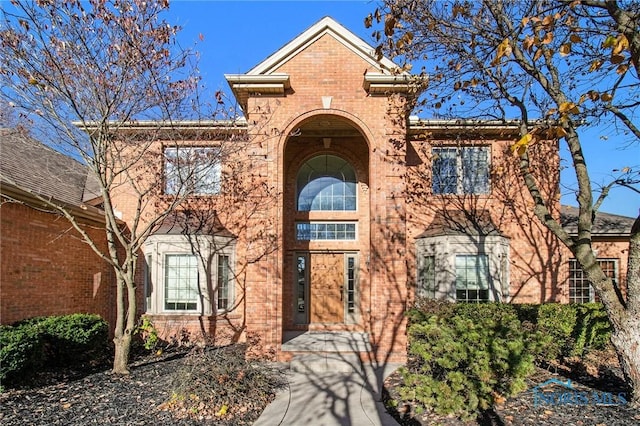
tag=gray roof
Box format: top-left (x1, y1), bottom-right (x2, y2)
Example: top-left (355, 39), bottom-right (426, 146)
top-left (561, 205), bottom-right (637, 236)
top-left (415, 210), bottom-right (505, 239)
top-left (0, 128), bottom-right (90, 206)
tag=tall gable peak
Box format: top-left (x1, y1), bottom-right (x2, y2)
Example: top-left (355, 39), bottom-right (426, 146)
top-left (225, 17), bottom-right (413, 110)
top-left (248, 16), bottom-right (399, 76)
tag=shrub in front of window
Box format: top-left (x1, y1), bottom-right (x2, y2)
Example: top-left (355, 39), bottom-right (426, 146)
top-left (535, 303), bottom-right (577, 360)
top-left (571, 303), bottom-right (611, 357)
top-left (400, 302), bottom-right (534, 420)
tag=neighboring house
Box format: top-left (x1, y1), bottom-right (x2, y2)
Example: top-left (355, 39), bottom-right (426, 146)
top-left (560, 206), bottom-right (635, 303)
top-left (1, 18), bottom-right (634, 364)
top-left (0, 128), bottom-right (115, 328)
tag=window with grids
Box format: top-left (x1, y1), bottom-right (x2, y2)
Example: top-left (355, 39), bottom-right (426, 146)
top-left (296, 222), bottom-right (357, 240)
top-left (164, 146), bottom-right (221, 195)
top-left (568, 259), bottom-right (618, 303)
top-left (164, 254), bottom-right (199, 311)
top-left (417, 255), bottom-right (436, 298)
top-left (217, 255), bottom-right (231, 311)
top-left (432, 147), bottom-right (489, 194)
top-left (297, 155), bottom-right (357, 211)
top-left (455, 255), bottom-right (490, 302)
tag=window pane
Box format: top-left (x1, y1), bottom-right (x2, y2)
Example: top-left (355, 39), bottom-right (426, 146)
top-left (455, 254), bottom-right (490, 303)
top-left (217, 255), bottom-right (231, 311)
top-left (164, 147), bottom-right (221, 195)
top-left (462, 147), bottom-right (489, 194)
top-left (432, 147), bottom-right (489, 194)
top-left (297, 155), bottom-right (357, 211)
top-left (164, 254), bottom-right (198, 311)
top-left (418, 255), bottom-right (436, 298)
top-left (347, 256), bottom-right (356, 313)
top-left (432, 148), bottom-right (458, 194)
top-left (568, 259), bottom-right (617, 303)
top-left (296, 222), bottom-right (356, 241)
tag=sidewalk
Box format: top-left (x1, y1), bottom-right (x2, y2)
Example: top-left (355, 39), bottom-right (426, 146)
top-left (254, 362), bottom-right (401, 426)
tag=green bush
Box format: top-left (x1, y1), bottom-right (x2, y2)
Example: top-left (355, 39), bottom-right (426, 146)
top-left (0, 324), bottom-right (44, 385)
top-left (536, 303), bottom-right (577, 360)
top-left (37, 314), bottom-right (109, 364)
top-left (571, 303), bottom-right (611, 357)
top-left (400, 302), bottom-right (535, 420)
top-left (400, 300), bottom-right (613, 419)
top-left (1, 314), bottom-right (109, 387)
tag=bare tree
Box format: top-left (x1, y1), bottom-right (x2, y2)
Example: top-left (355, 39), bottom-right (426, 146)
top-left (0, 0), bottom-right (211, 374)
top-left (368, 0), bottom-right (640, 402)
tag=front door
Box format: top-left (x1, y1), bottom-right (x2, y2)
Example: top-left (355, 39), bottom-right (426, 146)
top-left (310, 253), bottom-right (344, 323)
top-left (294, 252), bottom-right (358, 325)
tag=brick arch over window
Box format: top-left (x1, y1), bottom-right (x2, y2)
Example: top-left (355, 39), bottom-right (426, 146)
top-left (277, 109), bottom-right (375, 154)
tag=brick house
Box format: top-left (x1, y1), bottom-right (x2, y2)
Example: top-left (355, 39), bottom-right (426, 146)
top-left (0, 128), bottom-right (115, 327)
top-left (1, 18), bottom-right (634, 363)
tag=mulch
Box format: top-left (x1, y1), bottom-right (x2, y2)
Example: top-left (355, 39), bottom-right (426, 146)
top-left (383, 352), bottom-right (640, 426)
top-left (0, 350), bottom-right (260, 425)
top-left (2, 348), bottom-right (640, 426)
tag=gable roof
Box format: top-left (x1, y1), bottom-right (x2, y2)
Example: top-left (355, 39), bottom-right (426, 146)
top-left (225, 16), bottom-right (414, 111)
top-left (246, 16), bottom-right (399, 75)
top-left (561, 205), bottom-right (637, 237)
top-left (0, 128), bottom-right (90, 206)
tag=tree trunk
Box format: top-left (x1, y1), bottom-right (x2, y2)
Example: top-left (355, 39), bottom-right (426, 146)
top-left (611, 317), bottom-right (640, 406)
top-left (112, 333), bottom-right (133, 375)
top-left (111, 267), bottom-right (137, 375)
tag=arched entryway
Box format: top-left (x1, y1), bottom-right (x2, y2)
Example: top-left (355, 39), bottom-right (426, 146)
top-left (282, 114), bottom-right (370, 331)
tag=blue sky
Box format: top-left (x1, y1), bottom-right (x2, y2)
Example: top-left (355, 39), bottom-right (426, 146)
top-left (111, 1), bottom-right (640, 218)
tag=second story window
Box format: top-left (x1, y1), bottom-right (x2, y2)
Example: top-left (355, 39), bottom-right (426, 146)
top-left (432, 147), bottom-right (489, 195)
top-left (164, 146), bottom-right (221, 195)
top-left (297, 155), bottom-right (357, 211)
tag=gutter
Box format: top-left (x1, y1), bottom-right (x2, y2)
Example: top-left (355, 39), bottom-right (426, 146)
top-left (1, 180), bottom-right (109, 225)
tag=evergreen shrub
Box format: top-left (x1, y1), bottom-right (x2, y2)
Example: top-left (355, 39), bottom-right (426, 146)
top-left (0, 314), bottom-right (109, 387)
top-left (400, 302), bottom-right (535, 420)
top-left (400, 301), bottom-right (612, 419)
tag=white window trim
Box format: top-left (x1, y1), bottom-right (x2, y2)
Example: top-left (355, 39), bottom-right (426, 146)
top-left (143, 234), bottom-right (235, 315)
top-left (568, 258), bottom-right (618, 303)
top-left (432, 146), bottom-right (490, 195)
top-left (164, 146), bottom-right (222, 196)
top-left (416, 234), bottom-right (510, 302)
top-left (295, 221), bottom-right (358, 241)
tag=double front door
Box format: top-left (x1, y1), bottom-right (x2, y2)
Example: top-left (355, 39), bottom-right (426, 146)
top-left (295, 252), bottom-right (357, 324)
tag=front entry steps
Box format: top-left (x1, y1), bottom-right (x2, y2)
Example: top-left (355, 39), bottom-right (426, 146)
top-left (282, 331), bottom-right (372, 373)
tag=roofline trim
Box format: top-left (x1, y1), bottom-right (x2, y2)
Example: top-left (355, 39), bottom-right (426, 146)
top-left (247, 16), bottom-right (401, 76)
top-left (0, 180), bottom-right (108, 225)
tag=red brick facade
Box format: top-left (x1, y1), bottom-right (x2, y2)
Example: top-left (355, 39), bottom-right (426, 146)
top-left (0, 201), bottom-right (115, 327)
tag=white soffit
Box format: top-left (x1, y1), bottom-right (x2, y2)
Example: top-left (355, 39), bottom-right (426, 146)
top-left (247, 16), bottom-right (401, 75)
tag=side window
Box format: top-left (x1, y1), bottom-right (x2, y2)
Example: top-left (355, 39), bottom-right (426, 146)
top-left (417, 255), bottom-right (436, 298)
top-left (217, 254), bottom-right (232, 311)
top-left (432, 147), bottom-right (489, 195)
top-left (568, 258), bottom-right (618, 303)
top-left (164, 146), bottom-right (221, 195)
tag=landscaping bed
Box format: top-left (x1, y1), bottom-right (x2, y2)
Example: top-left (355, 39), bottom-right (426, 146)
top-left (384, 349), bottom-right (639, 425)
top-left (0, 348), bottom-right (286, 425)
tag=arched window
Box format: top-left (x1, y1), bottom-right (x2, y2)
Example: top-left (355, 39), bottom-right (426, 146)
top-left (297, 155), bottom-right (357, 211)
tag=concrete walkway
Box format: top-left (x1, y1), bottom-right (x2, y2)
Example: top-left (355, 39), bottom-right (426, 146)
top-left (253, 362), bottom-right (401, 426)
